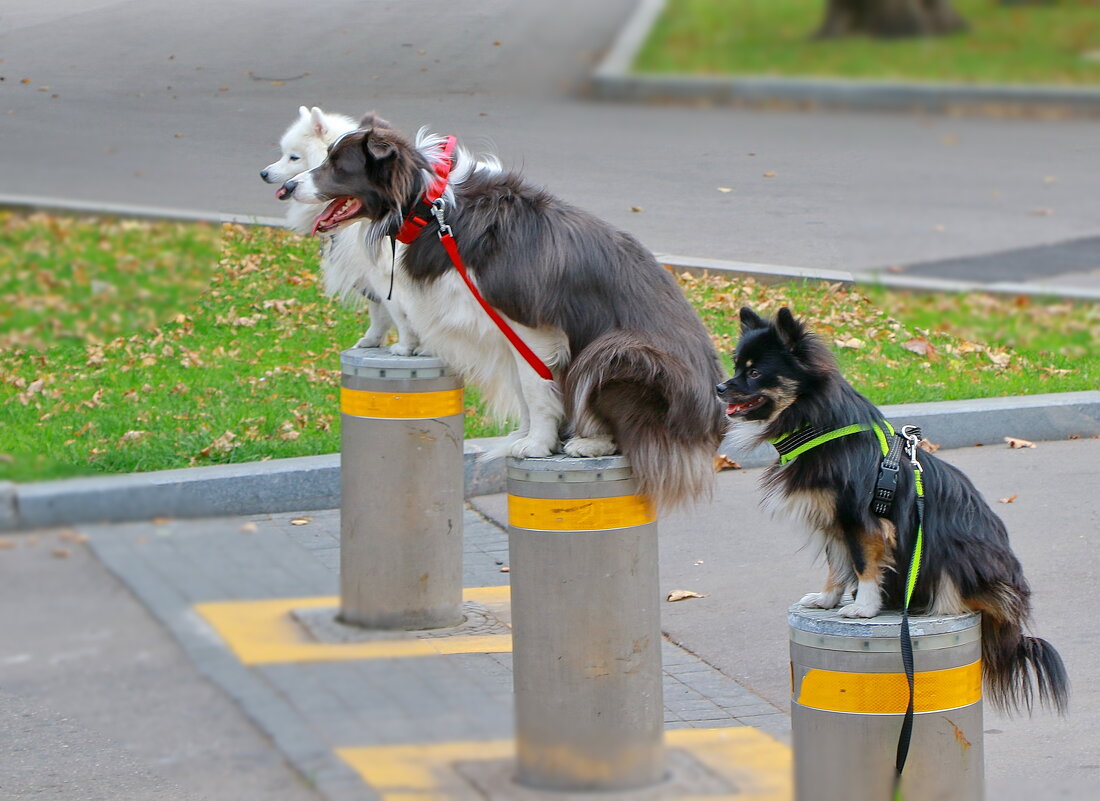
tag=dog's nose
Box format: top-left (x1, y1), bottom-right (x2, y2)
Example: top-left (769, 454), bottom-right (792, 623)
top-left (260, 169), bottom-right (270, 182)
top-left (716, 382), bottom-right (728, 395)
top-left (276, 179), bottom-right (297, 200)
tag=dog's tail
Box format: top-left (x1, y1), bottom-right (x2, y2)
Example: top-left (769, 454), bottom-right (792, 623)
top-left (563, 329), bottom-right (727, 511)
top-left (978, 582), bottom-right (1069, 715)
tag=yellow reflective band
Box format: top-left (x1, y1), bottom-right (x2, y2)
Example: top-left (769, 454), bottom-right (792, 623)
top-left (340, 386), bottom-right (464, 419)
top-left (508, 494), bottom-right (655, 532)
top-left (796, 660), bottom-right (981, 714)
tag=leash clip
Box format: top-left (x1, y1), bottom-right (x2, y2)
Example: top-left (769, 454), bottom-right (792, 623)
top-left (430, 198), bottom-right (452, 239)
top-left (901, 425), bottom-right (924, 472)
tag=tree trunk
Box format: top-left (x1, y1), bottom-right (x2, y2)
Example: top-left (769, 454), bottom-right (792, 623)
top-left (815, 0), bottom-right (968, 39)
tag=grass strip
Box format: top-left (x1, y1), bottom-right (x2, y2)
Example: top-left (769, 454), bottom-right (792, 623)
top-left (636, 0), bottom-right (1100, 86)
top-left (1, 213), bottom-right (1095, 483)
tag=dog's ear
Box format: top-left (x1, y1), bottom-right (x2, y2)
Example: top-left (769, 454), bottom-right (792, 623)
top-left (359, 111), bottom-right (393, 131)
top-left (362, 129), bottom-right (397, 161)
top-left (739, 306), bottom-right (766, 335)
top-left (298, 105), bottom-right (310, 120)
top-left (775, 307), bottom-right (806, 350)
top-left (309, 107), bottom-right (329, 137)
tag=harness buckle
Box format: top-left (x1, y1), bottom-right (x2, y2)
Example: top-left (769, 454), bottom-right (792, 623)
top-left (430, 198), bottom-right (452, 239)
top-left (872, 463), bottom-right (899, 517)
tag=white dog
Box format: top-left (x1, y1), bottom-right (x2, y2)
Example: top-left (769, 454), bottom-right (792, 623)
top-left (261, 106), bottom-right (421, 354)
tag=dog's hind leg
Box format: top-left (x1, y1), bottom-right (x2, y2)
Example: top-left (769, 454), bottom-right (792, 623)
top-left (563, 406), bottom-right (617, 458)
top-left (505, 328), bottom-right (567, 459)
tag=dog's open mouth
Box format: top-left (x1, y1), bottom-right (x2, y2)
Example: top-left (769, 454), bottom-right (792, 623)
top-left (726, 396), bottom-right (765, 416)
top-left (312, 196), bottom-right (363, 235)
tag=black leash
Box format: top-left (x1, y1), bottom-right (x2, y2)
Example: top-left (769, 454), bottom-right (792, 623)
top-left (887, 426), bottom-right (925, 801)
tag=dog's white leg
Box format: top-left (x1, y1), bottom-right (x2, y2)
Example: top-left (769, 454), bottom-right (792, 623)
top-left (563, 409), bottom-right (617, 458)
top-left (799, 552), bottom-right (846, 609)
top-left (385, 300), bottom-right (425, 357)
top-left (507, 373), bottom-right (561, 457)
top-left (838, 578), bottom-right (883, 619)
top-left (356, 299), bottom-right (393, 349)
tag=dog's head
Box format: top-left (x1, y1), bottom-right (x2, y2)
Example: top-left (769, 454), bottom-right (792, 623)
top-left (277, 113), bottom-right (424, 235)
top-left (716, 306), bottom-right (835, 423)
top-left (260, 106), bottom-right (357, 186)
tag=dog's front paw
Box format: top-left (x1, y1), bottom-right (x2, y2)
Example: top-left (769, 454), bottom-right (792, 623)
top-left (509, 436), bottom-right (557, 459)
top-left (798, 591), bottom-right (842, 610)
top-left (388, 342), bottom-right (414, 357)
top-left (355, 334), bottom-right (385, 349)
top-left (837, 600), bottom-right (881, 619)
top-left (563, 436), bottom-right (617, 458)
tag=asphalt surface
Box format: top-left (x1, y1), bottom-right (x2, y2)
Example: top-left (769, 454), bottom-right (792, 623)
top-left (2, 0), bottom-right (1099, 288)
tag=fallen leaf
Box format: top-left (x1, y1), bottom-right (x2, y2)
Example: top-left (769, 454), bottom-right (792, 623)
top-left (239, 522), bottom-right (259, 534)
top-left (290, 517), bottom-right (311, 526)
top-left (763, 172), bottom-right (776, 178)
top-left (986, 350), bottom-right (1011, 368)
top-left (834, 337), bottom-right (864, 350)
top-left (630, 206), bottom-right (643, 213)
top-left (51, 547), bottom-right (72, 558)
top-left (667, 590), bottom-right (708, 602)
top-left (152, 517), bottom-right (172, 525)
top-left (1004, 437), bottom-right (1036, 449)
top-left (918, 439), bottom-right (941, 454)
top-left (902, 338), bottom-right (937, 359)
top-left (716, 187), bottom-right (733, 193)
top-left (999, 494), bottom-right (1019, 504)
top-left (500, 566), bottom-right (510, 573)
top-left (714, 454), bottom-right (741, 472)
top-left (0, 538), bottom-right (16, 549)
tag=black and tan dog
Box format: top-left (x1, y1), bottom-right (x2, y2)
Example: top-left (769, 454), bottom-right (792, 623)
top-left (718, 306), bottom-right (1068, 714)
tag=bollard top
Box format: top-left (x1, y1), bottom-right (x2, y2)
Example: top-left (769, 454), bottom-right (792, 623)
top-left (507, 453), bottom-right (634, 483)
top-left (340, 347), bottom-right (455, 379)
top-left (789, 603), bottom-right (980, 640)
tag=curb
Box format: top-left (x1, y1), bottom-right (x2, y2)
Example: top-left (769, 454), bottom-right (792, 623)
top-left (589, 0), bottom-right (1100, 116)
top-left (4, 391), bottom-right (1099, 532)
top-left (660, 253), bottom-right (1100, 302)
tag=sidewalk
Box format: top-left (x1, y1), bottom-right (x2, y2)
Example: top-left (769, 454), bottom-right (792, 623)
top-left (5, 438), bottom-right (1096, 800)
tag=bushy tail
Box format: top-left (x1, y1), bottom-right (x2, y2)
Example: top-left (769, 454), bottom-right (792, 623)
top-left (563, 330), bottom-right (728, 511)
top-left (980, 588), bottom-right (1069, 715)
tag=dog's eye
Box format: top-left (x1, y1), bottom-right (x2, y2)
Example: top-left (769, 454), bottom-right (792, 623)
top-left (289, 154), bottom-right (300, 161)
top-left (748, 368), bottom-right (761, 380)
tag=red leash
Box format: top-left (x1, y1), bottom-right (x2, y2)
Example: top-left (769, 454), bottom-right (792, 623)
top-left (396, 137), bottom-right (553, 381)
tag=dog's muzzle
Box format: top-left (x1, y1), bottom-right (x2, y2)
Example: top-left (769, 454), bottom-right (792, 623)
top-left (276, 178), bottom-right (297, 200)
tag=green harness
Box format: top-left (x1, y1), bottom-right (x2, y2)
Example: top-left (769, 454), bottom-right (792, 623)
top-left (770, 420), bottom-right (926, 799)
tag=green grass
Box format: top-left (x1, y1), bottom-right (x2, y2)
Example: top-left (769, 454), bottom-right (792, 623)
top-left (1, 212), bottom-right (1096, 483)
top-left (637, 0), bottom-right (1100, 85)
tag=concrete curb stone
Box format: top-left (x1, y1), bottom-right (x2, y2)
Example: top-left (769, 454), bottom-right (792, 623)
top-left (5, 391), bottom-right (1098, 532)
top-left (588, 0), bottom-right (1100, 116)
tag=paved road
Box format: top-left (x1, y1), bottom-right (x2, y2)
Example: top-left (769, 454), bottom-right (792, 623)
top-left (0, 527), bottom-right (320, 801)
top-left (2, 0), bottom-right (1099, 288)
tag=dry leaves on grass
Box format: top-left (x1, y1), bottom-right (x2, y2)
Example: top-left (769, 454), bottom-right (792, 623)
top-left (902, 338), bottom-right (938, 360)
top-left (667, 590), bottom-right (708, 602)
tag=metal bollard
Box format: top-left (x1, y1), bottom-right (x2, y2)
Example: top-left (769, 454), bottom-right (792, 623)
top-left (339, 348), bottom-right (464, 630)
top-left (790, 605), bottom-right (984, 801)
top-left (507, 454), bottom-right (665, 792)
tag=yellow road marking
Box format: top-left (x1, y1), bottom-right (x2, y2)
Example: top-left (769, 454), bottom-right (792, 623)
top-left (195, 587), bottom-right (511, 666)
top-left (341, 386), bottom-right (464, 419)
top-left (508, 494), bottom-right (654, 532)
top-left (796, 660), bottom-right (982, 714)
top-left (337, 727), bottom-right (792, 801)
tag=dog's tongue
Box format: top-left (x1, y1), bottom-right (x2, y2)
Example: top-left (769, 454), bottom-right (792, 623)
top-left (311, 196), bottom-right (362, 236)
top-left (726, 399), bottom-right (761, 416)
top-left (275, 185), bottom-right (291, 200)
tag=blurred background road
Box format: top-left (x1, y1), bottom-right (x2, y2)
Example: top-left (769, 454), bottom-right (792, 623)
top-left (2, 0), bottom-right (1098, 287)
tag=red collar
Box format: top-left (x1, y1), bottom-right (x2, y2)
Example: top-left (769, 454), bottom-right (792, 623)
top-left (395, 135), bottom-right (458, 244)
